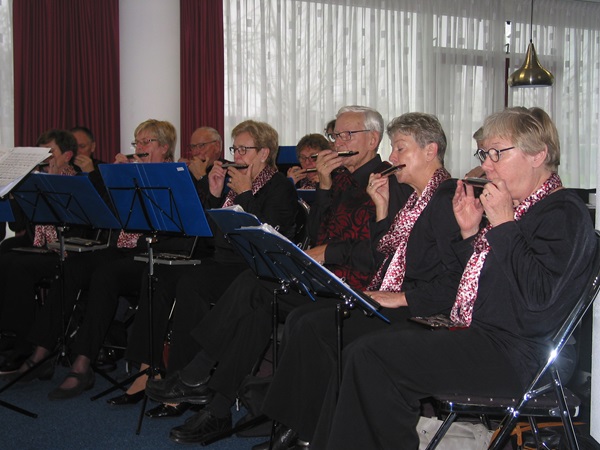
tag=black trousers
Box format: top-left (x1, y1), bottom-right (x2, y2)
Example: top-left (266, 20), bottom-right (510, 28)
top-left (152, 259), bottom-right (248, 374)
top-left (0, 251), bottom-right (59, 346)
top-left (70, 256), bottom-right (146, 361)
top-left (311, 325), bottom-right (524, 450)
top-left (28, 247), bottom-right (126, 350)
top-left (261, 302), bottom-right (414, 442)
top-left (124, 263), bottom-right (197, 369)
top-left (186, 269), bottom-right (311, 402)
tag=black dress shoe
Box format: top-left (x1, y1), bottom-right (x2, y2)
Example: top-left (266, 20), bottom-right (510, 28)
top-left (169, 409), bottom-right (232, 444)
top-left (106, 389), bottom-right (145, 405)
top-left (0, 351), bottom-right (30, 374)
top-left (146, 374), bottom-right (213, 405)
top-left (47, 370), bottom-right (95, 400)
top-left (145, 402), bottom-right (192, 418)
top-left (251, 424), bottom-right (300, 450)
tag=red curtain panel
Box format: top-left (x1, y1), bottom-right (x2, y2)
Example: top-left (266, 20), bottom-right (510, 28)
top-left (13, 0), bottom-right (120, 162)
top-left (180, 0), bottom-right (224, 155)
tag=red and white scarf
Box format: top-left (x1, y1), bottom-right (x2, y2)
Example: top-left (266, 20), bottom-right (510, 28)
top-left (449, 172), bottom-right (562, 326)
top-left (367, 168), bottom-right (451, 292)
top-left (222, 166), bottom-right (277, 208)
top-left (117, 230), bottom-right (143, 249)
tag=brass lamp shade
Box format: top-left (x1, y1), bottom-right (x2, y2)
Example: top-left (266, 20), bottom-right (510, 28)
top-left (508, 41), bottom-right (554, 87)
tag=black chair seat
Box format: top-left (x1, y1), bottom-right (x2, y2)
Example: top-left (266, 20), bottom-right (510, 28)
top-left (435, 388), bottom-right (581, 418)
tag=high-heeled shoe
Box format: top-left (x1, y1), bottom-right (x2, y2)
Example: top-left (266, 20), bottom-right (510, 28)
top-left (145, 402), bottom-right (193, 418)
top-left (106, 389), bottom-right (145, 405)
top-left (47, 369), bottom-right (95, 400)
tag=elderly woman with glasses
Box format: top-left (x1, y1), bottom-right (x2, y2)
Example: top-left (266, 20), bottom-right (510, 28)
top-left (310, 107), bottom-right (597, 450)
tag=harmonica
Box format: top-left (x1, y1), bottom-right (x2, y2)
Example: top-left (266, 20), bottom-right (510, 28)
top-left (463, 177), bottom-right (489, 188)
top-left (221, 163), bottom-right (249, 169)
top-left (304, 168), bottom-right (317, 173)
top-left (379, 164), bottom-right (406, 177)
top-left (310, 150), bottom-right (359, 159)
top-left (125, 152), bottom-right (149, 159)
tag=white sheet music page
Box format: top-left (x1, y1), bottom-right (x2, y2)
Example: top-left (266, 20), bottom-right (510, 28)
top-left (0, 147), bottom-right (51, 198)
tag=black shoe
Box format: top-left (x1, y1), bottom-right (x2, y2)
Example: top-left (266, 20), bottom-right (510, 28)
top-left (93, 347), bottom-right (117, 373)
top-left (0, 350), bottom-right (30, 374)
top-left (13, 358), bottom-right (55, 383)
top-left (145, 402), bottom-right (193, 418)
top-left (251, 424), bottom-right (300, 450)
top-left (169, 409), bottom-right (232, 444)
top-left (107, 389), bottom-right (145, 405)
top-left (47, 370), bottom-right (95, 400)
top-left (146, 373), bottom-right (213, 405)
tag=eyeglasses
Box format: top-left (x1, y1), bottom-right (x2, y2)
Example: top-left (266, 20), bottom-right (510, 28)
top-left (229, 146), bottom-right (259, 156)
top-left (131, 138), bottom-right (159, 147)
top-left (327, 129), bottom-right (370, 142)
top-left (189, 140), bottom-right (217, 151)
top-left (298, 155), bottom-right (312, 163)
top-left (474, 146), bottom-right (515, 163)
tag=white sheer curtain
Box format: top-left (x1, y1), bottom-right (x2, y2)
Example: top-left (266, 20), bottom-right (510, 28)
top-left (508, 0), bottom-right (600, 188)
top-left (0, 0), bottom-right (14, 148)
top-left (224, 0), bottom-right (600, 186)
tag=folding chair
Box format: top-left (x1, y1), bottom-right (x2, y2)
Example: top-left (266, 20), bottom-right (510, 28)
top-left (426, 231), bottom-right (600, 450)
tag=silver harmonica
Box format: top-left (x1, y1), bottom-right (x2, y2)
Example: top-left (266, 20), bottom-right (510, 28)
top-left (310, 150), bottom-right (359, 159)
top-left (304, 168), bottom-right (317, 173)
top-left (221, 163), bottom-right (249, 169)
top-left (379, 164), bottom-right (406, 177)
top-left (125, 152), bottom-right (149, 159)
top-left (463, 177), bottom-right (489, 188)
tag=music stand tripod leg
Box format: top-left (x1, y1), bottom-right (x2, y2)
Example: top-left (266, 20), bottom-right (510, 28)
top-left (136, 236), bottom-right (160, 435)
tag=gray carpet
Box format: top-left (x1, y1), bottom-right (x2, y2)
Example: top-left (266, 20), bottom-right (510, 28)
top-left (0, 361), bottom-right (264, 449)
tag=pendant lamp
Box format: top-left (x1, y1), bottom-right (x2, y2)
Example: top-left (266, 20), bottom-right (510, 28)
top-left (507, 0), bottom-right (554, 88)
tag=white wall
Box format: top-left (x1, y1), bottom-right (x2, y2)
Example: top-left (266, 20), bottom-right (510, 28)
top-left (119, 0), bottom-right (181, 157)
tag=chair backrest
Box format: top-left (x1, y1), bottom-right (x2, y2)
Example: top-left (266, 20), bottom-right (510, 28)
top-left (528, 230), bottom-right (600, 392)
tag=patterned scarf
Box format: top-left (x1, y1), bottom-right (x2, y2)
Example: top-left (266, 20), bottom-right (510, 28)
top-left (117, 230), bottom-right (143, 249)
top-left (33, 165), bottom-right (77, 248)
top-left (222, 166), bottom-right (277, 208)
top-left (297, 178), bottom-right (318, 190)
top-left (449, 172), bottom-right (562, 326)
top-left (367, 168), bottom-right (451, 292)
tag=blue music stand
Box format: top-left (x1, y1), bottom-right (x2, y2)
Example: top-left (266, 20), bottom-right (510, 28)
top-left (0, 199), bottom-right (14, 222)
top-left (231, 225), bottom-right (387, 322)
top-left (12, 173), bottom-right (121, 229)
top-left (99, 162), bottom-right (211, 236)
top-left (97, 162), bottom-right (211, 434)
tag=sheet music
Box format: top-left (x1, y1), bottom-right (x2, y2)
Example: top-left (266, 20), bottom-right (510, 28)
top-left (0, 147), bottom-right (51, 198)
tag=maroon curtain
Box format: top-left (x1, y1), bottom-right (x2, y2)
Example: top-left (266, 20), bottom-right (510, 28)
top-left (180, 0), bottom-right (224, 156)
top-left (13, 0), bottom-right (120, 162)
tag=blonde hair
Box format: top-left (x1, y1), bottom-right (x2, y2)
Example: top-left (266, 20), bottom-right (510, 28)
top-left (481, 107), bottom-right (560, 171)
top-left (134, 119), bottom-right (177, 161)
top-left (232, 120), bottom-right (279, 168)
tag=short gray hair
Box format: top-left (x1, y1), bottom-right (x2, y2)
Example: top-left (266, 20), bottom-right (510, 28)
top-left (337, 105), bottom-right (384, 147)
